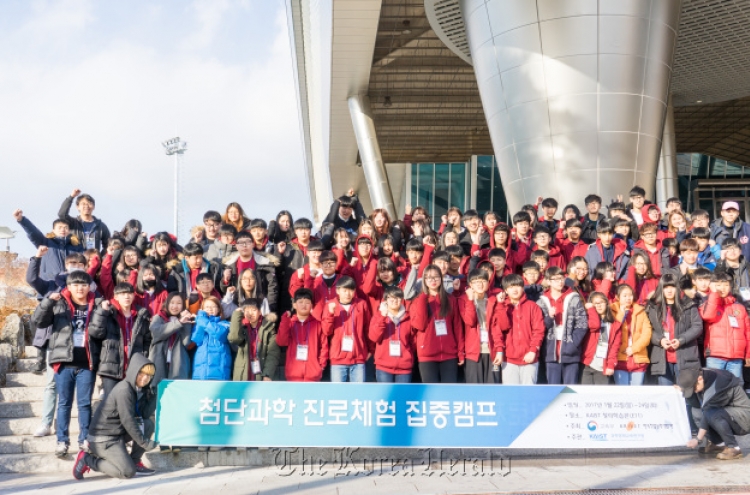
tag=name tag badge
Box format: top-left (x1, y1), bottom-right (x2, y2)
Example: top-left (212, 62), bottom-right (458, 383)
top-left (664, 331), bottom-right (670, 340)
top-left (73, 332), bottom-right (85, 347)
top-left (480, 329), bottom-right (489, 343)
top-left (729, 315), bottom-right (740, 328)
top-left (595, 342), bottom-right (608, 359)
top-left (85, 239), bottom-right (96, 250)
top-left (296, 344), bottom-right (309, 361)
top-left (166, 346), bottom-right (172, 364)
top-left (341, 336), bottom-right (354, 352)
top-left (251, 359), bottom-right (261, 375)
top-left (435, 319), bottom-right (448, 336)
top-left (741, 287), bottom-right (750, 302)
top-left (389, 340), bottom-right (401, 357)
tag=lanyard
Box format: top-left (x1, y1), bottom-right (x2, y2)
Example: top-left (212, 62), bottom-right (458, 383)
top-left (665, 307), bottom-right (673, 338)
top-left (344, 306), bottom-right (356, 338)
top-left (293, 320), bottom-right (309, 345)
top-left (390, 318), bottom-right (401, 342)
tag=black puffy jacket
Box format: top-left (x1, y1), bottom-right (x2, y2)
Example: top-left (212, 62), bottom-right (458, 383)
top-left (89, 302), bottom-right (151, 380)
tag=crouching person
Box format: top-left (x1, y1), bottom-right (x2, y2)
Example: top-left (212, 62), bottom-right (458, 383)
top-left (73, 354), bottom-right (158, 480)
top-left (682, 368), bottom-right (750, 460)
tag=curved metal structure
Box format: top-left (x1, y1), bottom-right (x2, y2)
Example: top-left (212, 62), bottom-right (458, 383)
top-left (456, 0), bottom-right (681, 212)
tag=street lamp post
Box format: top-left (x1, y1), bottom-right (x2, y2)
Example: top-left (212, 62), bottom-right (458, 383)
top-left (161, 137), bottom-right (187, 242)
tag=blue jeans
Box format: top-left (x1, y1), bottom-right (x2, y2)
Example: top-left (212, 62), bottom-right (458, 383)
top-left (614, 370), bottom-right (644, 386)
top-left (330, 364), bottom-right (365, 382)
top-left (54, 366), bottom-right (94, 444)
top-left (706, 357), bottom-right (744, 386)
top-left (658, 361), bottom-right (680, 386)
top-left (375, 370), bottom-right (411, 383)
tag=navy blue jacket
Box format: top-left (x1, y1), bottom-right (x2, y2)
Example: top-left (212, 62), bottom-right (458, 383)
top-left (18, 216), bottom-right (83, 282)
top-left (711, 218), bottom-right (750, 262)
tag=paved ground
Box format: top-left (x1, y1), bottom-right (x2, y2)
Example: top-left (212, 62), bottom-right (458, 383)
top-left (4, 451), bottom-right (750, 495)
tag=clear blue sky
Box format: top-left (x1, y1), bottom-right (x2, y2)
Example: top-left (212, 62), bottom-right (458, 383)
top-left (0, 0), bottom-right (311, 257)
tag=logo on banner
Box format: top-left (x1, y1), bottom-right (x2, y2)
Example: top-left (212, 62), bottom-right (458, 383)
top-left (587, 421), bottom-right (598, 431)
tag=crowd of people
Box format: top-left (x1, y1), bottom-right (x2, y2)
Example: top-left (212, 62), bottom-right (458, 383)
top-left (15, 184), bottom-right (750, 480)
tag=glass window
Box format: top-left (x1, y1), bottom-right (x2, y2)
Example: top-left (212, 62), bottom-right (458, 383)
top-left (476, 156), bottom-right (494, 213)
top-left (450, 163), bottom-right (466, 214)
top-left (411, 164), bottom-right (418, 208)
top-left (726, 162), bottom-right (744, 177)
top-left (434, 163), bottom-right (451, 226)
top-left (416, 163), bottom-right (434, 222)
top-left (711, 158), bottom-right (727, 178)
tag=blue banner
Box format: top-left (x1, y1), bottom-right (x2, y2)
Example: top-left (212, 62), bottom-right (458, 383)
top-left (155, 381), bottom-right (690, 449)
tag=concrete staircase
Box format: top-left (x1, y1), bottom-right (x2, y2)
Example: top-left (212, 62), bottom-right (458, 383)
top-left (0, 346), bottom-right (81, 473)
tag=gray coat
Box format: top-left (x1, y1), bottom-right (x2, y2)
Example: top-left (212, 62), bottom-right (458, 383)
top-left (647, 301), bottom-right (703, 376)
top-left (148, 315), bottom-right (192, 391)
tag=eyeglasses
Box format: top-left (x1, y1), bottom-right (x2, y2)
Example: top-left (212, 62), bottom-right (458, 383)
top-left (197, 280), bottom-right (213, 285)
top-left (236, 241), bottom-right (252, 247)
top-left (549, 277), bottom-right (565, 282)
top-left (204, 222), bottom-right (220, 228)
top-left (322, 262), bottom-right (336, 267)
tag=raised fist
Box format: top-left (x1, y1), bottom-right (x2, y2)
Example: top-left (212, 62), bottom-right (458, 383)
top-left (347, 188), bottom-right (355, 197)
top-left (277, 241), bottom-right (287, 255)
top-left (297, 267), bottom-right (305, 279)
top-left (101, 301), bottom-right (111, 311)
top-left (71, 188), bottom-right (81, 198)
top-left (405, 204), bottom-right (413, 215)
top-left (12, 209), bottom-right (22, 222)
top-left (48, 292), bottom-right (62, 301)
top-left (36, 246), bottom-right (48, 258)
top-left (328, 302), bottom-right (337, 314)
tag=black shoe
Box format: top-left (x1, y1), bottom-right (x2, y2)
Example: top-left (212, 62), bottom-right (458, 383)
top-left (135, 462), bottom-right (156, 476)
top-left (31, 355), bottom-right (46, 375)
top-left (72, 450), bottom-right (90, 480)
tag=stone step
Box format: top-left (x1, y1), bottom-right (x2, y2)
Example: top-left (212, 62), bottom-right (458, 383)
top-left (5, 372), bottom-right (47, 387)
top-left (0, 401), bottom-right (78, 419)
top-left (0, 435), bottom-right (57, 454)
top-left (0, 386), bottom-right (45, 403)
top-left (15, 359), bottom-right (41, 373)
top-left (0, 417), bottom-right (79, 437)
top-left (0, 453), bottom-right (74, 473)
top-left (24, 346), bottom-right (40, 359)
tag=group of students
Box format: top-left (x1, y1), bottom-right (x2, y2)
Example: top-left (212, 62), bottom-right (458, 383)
top-left (16, 184), bottom-right (750, 478)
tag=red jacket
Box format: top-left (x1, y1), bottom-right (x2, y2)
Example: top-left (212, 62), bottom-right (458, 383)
top-left (276, 313), bottom-right (328, 381)
top-left (368, 310), bottom-right (416, 374)
top-left (541, 245), bottom-right (566, 271)
top-left (458, 293), bottom-right (508, 362)
top-left (492, 295), bottom-right (545, 365)
top-left (560, 238), bottom-right (589, 264)
top-left (289, 266), bottom-right (353, 320)
top-left (592, 279), bottom-right (615, 301)
top-left (699, 292), bottom-right (750, 361)
top-left (322, 297), bottom-right (373, 365)
top-left (633, 239), bottom-right (667, 277)
top-left (135, 289), bottom-right (168, 317)
top-left (580, 308), bottom-right (622, 373)
top-left (408, 293), bottom-right (465, 362)
top-left (623, 266), bottom-right (659, 306)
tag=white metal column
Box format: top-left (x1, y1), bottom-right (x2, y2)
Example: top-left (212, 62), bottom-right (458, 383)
top-left (347, 94), bottom-right (397, 219)
top-left (656, 95), bottom-right (679, 208)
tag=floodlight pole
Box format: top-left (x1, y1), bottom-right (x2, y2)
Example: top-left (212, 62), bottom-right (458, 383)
top-left (162, 137), bottom-right (188, 242)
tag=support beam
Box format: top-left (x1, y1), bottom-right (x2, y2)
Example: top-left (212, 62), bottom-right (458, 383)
top-left (656, 95), bottom-right (679, 209)
top-left (347, 95), bottom-right (397, 219)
